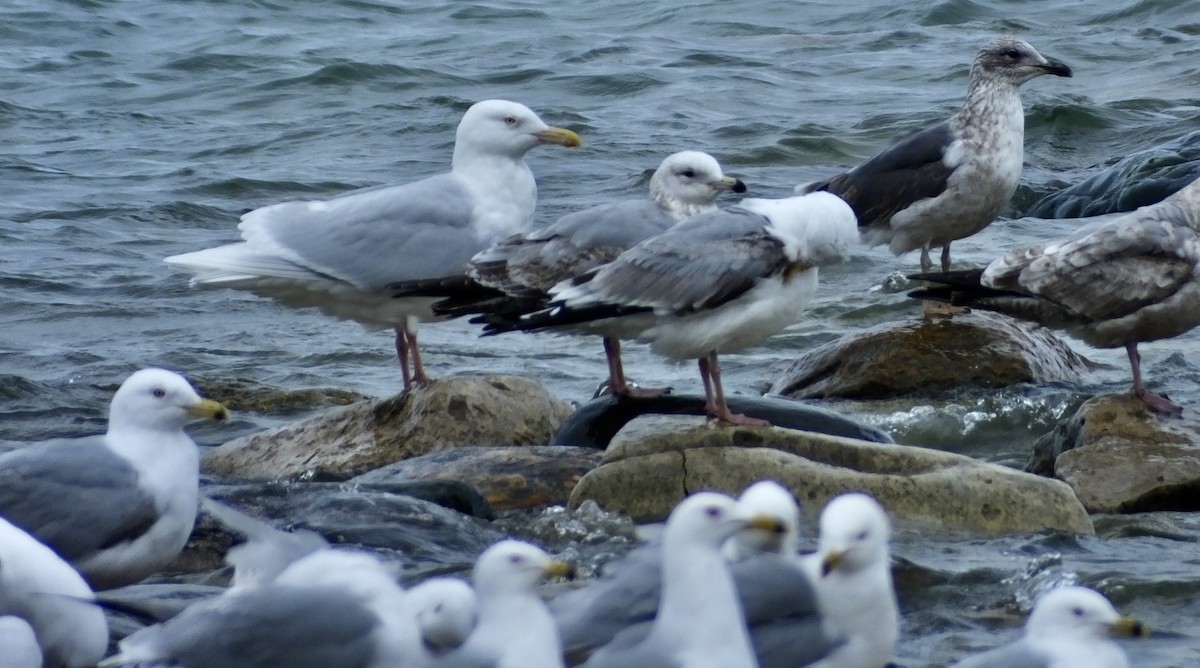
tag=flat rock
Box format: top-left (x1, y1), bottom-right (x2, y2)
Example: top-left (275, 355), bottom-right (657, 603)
top-left (202, 375), bottom-right (574, 480)
top-left (771, 312), bottom-right (1090, 400)
top-left (352, 446), bottom-right (602, 512)
top-left (1028, 394), bottom-right (1200, 513)
top-left (1025, 129), bottom-right (1200, 218)
top-left (570, 415), bottom-right (1093, 536)
top-left (551, 393), bottom-right (893, 449)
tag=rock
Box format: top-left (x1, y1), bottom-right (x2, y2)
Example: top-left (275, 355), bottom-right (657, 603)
top-left (202, 375), bottom-right (574, 480)
top-left (569, 415), bottom-right (1093, 536)
top-left (192, 377), bottom-right (367, 414)
top-left (551, 393), bottom-right (893, 449)
top-left (1027, 394), bottom-right (1200, 513)
top-left (1025, 130), bottom-right (1200, 218)
top-left (352, 446), bottom-right (602, 512)
top-left (771, 312), bottom-right (1090, 400)
top-left (203, 481), bottom-right (503, 570)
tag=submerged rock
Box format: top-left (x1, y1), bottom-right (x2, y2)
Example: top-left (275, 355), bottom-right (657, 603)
top-left (352, 446), bottom-right (602, 512)
top-left (1028, 395), bottom-right (1200, 513)
top-left (570, 415), bottom-right (1093, 536)
top-left (202, 376), bottom-right (574, 480)
top-left (771, 312), bottom-right (1089, 400)
top-left (1025, 129), bottom-right (1200, 218)
top-left (551, 393), bottom-right (893, 449)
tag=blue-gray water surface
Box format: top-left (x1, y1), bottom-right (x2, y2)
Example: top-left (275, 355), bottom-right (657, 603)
top-left (2, 0), bottom-right (1199, 665)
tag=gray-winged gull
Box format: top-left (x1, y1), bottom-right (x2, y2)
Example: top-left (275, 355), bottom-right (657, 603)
top-left (406, 577), bottom-right (479, 657)
top-left (579, 491), bottom-right (785, 668)
top-left (105, 549), bottom-right (416, 668)
top-left (432, 540), bottom-right (573, 668)
top-left (487, 193), bottom-right (857, 425)
top-left (0, 615), bottom-right (42, 668)
top-left (948, 586), bottom-right (1146, 668)
top-left (433, 150), bottom-right (745, 398)
top-left (199, 496), bottom-right (330, 589)
top-left (798, 36), bottom-right (1072, 272)
top-left (0, 368), bottom-right (227, 589)
top-left (910, 176), bottom-right (1200, 416)
top-left (165, 99), bottom-right (582, 390)
top-left (0, 517), bottom-right (108, 668)
top-left (804, 492), bottom-right (899, 668)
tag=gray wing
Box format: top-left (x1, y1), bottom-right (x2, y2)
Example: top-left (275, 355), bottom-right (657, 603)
top-left (574, 207), bottom-right (788, 314)
top-left (986, 206), bottom-right (1199, 322)
top-left (470, 199), bottom-right (675, 296)
top-left (949, 639), bottom-right (1051, 668)
top-left (0, 440), bottom-right (160, 562)
top-left (732, 555), bottom-right (842, 668)
top-left (200, 497), bottom-right (329, 587)
top-left (128, 585), bottom-right (378, 668)
top-left (809, 122), bottom-right (956, 230)
top-left (552, 545), bottom-right (663, 661)
top-left (242, 173), bottom-right (481, 288)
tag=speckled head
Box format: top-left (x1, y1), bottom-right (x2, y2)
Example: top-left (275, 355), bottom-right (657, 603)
top-left (971, 36), bottom-right (1073, 87)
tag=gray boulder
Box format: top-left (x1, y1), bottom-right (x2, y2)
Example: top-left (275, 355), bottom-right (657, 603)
top-left (202, 375), bottom-right (574, 480)
top-left (1028, 394), bottom-right (1200, 513)
top-left (570, 415), bottom-right (1093, 536)
top-left (772, 312), bottom-right (1090, 400)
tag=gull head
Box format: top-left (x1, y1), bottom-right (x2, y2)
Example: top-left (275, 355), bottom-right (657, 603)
top-left (472, 540), bottom-right (574, 598)
top-left (972, 36), bottom-right (1072, 87)
top-left (667, 491), bottom-right (785, 552)
top-left (817, 493), bottom-right (891, 577)
top-left (108, 368), bottom-right (228, 434)
top-left (455, 99), bottom-right (581, 163)
top-left (725, 480), bottom-right (801, 559)
top-left (407, 578), bottom-right (478, 653)
top-left (1026, 586), bottom-right (1148, 641)
top-left (651, 151), bottom-right (746, 219)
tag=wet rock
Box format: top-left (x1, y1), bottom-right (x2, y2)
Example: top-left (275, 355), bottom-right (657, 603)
top-left (352, 446), bottom-right (602, 512)
top-left (771, 312), bottom-right (1090, 400)
top-left (1028, 395), bottom-right (1200, 513)
top-left (1025, 130), bottom-right (1200, 218)
top-left (551, 393), bottom-right (893, 449)
top-left (192, 377), bottom-right (367, 414)
top-left (202, 375), bottom-right (574, 480)
top-left (203, 481), bottom-right (502, 570)
top-left (570, 415), bottom-right (1093, 535)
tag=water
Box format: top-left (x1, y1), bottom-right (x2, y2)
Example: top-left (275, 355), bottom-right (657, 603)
top-left (2, 0), bottom-right (1198, 664)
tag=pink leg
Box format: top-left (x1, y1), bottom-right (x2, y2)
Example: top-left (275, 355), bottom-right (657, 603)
top-left (702, 351), bottom-right (770, 427)
top-left (1126, 342), bottom-right (1182, 417)
top-left (393, 327), bottom-right (413, 391)
top-left (603, 338), bottom-right (669, 399)
top-left (407, 323), bottom-right (429, 386)
top-left (698, 356), bottom-right (717, 417)
top-left (940, 243), bottom-right (952, 272)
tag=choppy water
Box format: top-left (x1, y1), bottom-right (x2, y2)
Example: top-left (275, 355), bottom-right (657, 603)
top-left (2, 0), bottom-right (1199, 664)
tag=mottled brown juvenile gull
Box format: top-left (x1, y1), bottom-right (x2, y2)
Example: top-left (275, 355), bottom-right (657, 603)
top-left (431, 540), bottom-right (573, 668)
top-left (435, 150), bottom-right (745, 398)
top-left (910, 176), bottom-right (1200, 416)
top-left (165, 99), bottom-right (581, 390)
top-left (579, 492), bottom-right (784, 668)
top-left (486, 193), bottom-right (857, 426)
top-left (948, 586), bottom-right (1145, 668)
top-left (0, 517), bottom-right (108, 668)
top-left (798, 36), bottom-right (1072, 272)
top-left (0, 369), bottom-right (228, 589)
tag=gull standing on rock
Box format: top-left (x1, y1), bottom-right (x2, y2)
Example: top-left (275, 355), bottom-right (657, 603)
top-left (798, 36), bottom-right (1072, 272)
top-left (0, 368), bottom-right (227, 589)
top-left (165, 100), bottom-right (581, 390)
top-left (416, 150), bottom-right (746, 398)
top-left (910, 176), bottom-right (1200, 416)
top-left (948, 586), bottom-right (1146, 668)
top-left (487, 193), bottom-right (857, 425)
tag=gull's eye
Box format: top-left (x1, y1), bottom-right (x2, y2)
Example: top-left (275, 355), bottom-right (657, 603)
top-left (854, 530), bottom-right (869, 541)
top-left (504, 116), bottom-right (518, 126)
top-left (508, 554), bottom-right (523, 564)
top-left (705, 505), bottom-right (722, 518)
top-left (152, 388), bottom-right (166, 398)
top-left (1003, 48), bottom-right (1022, 60)
top-left (680, 169), bottom-right (696, 178)
top-left (1071, 607), bottom-right (1086, 617)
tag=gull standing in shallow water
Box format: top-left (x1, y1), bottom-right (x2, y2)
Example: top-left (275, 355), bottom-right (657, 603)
top-left (0, 368), bottom-right (227, 589)
top-left (948, 586), bottom-right (1146, 668)
top-left (165, 99), bottom-right (581, 391)
top-left (910, 176), bottom-right (1200, 416)
top-left (415, 150), bottom-right (745, 398)
top-left (798, 36), bottom-right (1072, 272)
top-left (487, 193), bottom-right (858, 426)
